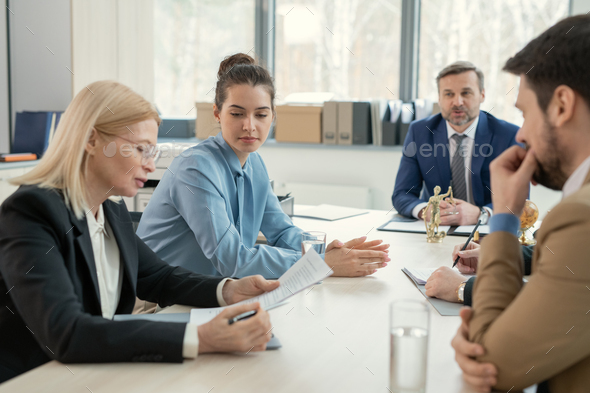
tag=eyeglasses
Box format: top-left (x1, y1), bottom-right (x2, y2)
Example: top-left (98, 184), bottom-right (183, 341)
top-left (114, 135), bottom-right (161, 165)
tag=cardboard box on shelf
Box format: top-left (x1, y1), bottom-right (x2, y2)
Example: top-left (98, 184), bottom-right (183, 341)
top-left (274, 105), bottom-right (323, 144)
top-left (195, 102), bottom-right (219, 140)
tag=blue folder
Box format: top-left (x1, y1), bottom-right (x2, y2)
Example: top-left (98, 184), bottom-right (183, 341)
top-left (13, 111), bottom-right (63, 157)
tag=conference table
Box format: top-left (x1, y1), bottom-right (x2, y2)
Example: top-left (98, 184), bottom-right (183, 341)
top-left (0, 207), bottom-right (531, 393)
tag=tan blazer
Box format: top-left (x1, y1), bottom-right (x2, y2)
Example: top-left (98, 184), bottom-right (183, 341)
top-left (470, 170), bottom-right (590, 392)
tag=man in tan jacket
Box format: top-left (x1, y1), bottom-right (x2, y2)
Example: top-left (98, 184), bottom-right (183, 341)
top-left (451, 14), bottom-right (590, 393)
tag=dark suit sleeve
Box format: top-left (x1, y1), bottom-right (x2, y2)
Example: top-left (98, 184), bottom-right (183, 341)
top-left (0, 191), bottom-right (201, 365)
top-left (463, 276), bottom-right (476, 306)
top-left (392, 125), bottom-right (425, 217)
top-left (522, 245), bottom-right (534, 275)
top-left (134, 235), bottom-right (223, 308)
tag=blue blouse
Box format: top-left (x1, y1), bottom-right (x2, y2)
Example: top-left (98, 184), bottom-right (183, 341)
top-left (137, 132), bottom-right (302, 278)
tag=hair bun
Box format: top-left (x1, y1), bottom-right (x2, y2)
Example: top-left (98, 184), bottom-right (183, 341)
top-left (217, 53), bottom-right (256, 79)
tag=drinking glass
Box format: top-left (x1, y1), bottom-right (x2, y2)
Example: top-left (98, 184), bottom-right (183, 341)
top-left (301, 231), bottom-right (326, 255)
top-left (389, 300), bottom-right (429, 393)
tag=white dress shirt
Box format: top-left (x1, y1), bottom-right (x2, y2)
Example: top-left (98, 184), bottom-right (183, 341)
top-left (562, 155), bottom-right (590, 199)
top-left (87, 205), bottom-right (123, 320)
top-left (87, 204), bottom-right (230, 359)
top-left (412, 116), bottom-right (483, 218)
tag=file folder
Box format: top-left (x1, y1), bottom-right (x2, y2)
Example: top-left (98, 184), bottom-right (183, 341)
top-left (337, 101), bottom-right (371, 145)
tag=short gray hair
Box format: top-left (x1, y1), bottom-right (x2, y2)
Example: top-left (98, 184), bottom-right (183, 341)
top-left (436, 61), bottom-right (484, 92)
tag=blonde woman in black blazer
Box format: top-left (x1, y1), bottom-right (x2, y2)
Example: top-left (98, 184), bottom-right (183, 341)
top-left (0, 81), bottom-right (277, 383)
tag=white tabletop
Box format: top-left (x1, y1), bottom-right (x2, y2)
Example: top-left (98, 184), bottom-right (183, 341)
top-left (0, 208), bottom-right (488, 393)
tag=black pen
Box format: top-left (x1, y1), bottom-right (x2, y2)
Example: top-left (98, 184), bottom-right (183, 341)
top-left (228, 310), bottom-right (257, 325)
top-left (452, 220), bottom-right (481, 268)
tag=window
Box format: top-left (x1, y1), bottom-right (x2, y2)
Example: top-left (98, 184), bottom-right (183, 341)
top-left (153, 0), bottom-right (255, 116)
top-left (418, 0), bottom-right (570, 126)
top-left (274, 0), bottom-right (402, 101)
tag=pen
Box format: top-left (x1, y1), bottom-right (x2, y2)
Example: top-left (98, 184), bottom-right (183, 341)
top-left (228, 310), bottom-right (257, 325)
top-left (452, 219), bottom-right (481, 268)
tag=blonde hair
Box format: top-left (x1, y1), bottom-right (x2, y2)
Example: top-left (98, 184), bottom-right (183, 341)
top-left (11, 80), bottom-right (161, 219)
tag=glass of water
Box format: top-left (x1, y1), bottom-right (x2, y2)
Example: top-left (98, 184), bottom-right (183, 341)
top-left (390, 300), bottom-right (429, 393)
top-left (301, 231), bottom-right (326, 255)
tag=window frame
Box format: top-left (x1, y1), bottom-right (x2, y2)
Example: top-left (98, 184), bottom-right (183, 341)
top-left (264, 0), bottom-right (572, 102)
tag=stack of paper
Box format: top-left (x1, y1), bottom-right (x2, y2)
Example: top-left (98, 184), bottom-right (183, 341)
top-left (400, 103), bottom-right (414, 124)
top-left (190, 249), bottom-right (332, 326)
top-left (388, 100), bottom-right (403, 123)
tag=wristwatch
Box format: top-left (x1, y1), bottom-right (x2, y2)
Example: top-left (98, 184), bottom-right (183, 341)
top-left (457, 281), bottom-right (467, 303)
top-left (478, 207), bottom-right (489, 225)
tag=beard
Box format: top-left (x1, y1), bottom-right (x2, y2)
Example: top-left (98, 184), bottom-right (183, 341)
top-left (442, 105), bottom-right (478, 127)
top-left (530, 121), bottom-right (569, 191)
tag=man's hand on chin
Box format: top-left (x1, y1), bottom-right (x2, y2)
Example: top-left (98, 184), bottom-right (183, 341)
top-left (489, 146), bottom-right (537, 216)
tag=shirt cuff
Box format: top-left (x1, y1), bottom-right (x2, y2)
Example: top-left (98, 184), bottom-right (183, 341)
top-left (216, 278), bottom-right (233, 307)
top-left (182, 323), bottom-right (199, 358)
top-left (411, 202), bottom-right (428, 219)
top-left (489, 213), bottom-right (520, 236)
top-left (484, 207), bottom-right (493, 218)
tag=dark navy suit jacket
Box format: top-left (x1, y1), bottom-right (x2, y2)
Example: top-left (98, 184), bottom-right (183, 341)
top-left (392, 111), bottom-right (519, 217)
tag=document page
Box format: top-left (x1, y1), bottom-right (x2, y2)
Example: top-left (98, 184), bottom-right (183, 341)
top-left (402, 267), bottom-right (469, 285)
top-left (402, 267), bottom-right (438, 285)
top-left (190, 249), bottom-right (331, 325)
top-left (451, 225), bottom-right (491, 236)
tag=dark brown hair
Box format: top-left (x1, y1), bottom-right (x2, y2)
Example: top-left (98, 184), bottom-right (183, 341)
top-left (436, 61), bottom-right (484, 93)
top-left (215, 53), bottom-right (275, 112)
top-left (503, 14), bottom-right (590, 112)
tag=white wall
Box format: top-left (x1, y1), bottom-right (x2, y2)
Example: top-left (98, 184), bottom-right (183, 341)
top-left (571, 0), bottom-right (590, 14)
top-left (8, 0), bottom-right (72, 140)
top-left (71, 0), bottom-right (154, 100)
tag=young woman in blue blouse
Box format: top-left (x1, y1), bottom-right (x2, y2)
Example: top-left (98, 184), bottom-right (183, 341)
top-left (137, 53), bottom-right (389, 278)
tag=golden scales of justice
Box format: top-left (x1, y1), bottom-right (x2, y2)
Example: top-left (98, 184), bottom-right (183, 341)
top-left (422, 184), bottom-right (539, 245)
top-left (423, 185), bottom-right (455, 243)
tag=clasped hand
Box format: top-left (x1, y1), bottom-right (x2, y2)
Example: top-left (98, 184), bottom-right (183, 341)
top-left (324, 236), bottom-right (390, 277)
top-left (420, 199), bottom-right (481, 226)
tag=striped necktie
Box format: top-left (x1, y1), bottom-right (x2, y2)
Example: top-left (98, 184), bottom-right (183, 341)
top-left (450, 134), bottom-right (468, 201)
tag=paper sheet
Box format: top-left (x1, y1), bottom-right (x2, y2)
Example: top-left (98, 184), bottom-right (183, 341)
top-left (190, 249), bottom-right (332, 325)
top-left (402, 267), bottom-right (471, 285)
top-left (401, 103), bottom-right (414, 123)
top-left (402, 268), bottom-right (471, 316)
top-left (402, 267), bottom-right (438, 285)
top-left (389, 100), bottom-right (403, 123)
top-left (451, 225), bottom-right (491, 236)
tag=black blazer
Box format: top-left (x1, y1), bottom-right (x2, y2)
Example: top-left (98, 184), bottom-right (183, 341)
top-left (0, 185), bottom-right (223, 382)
